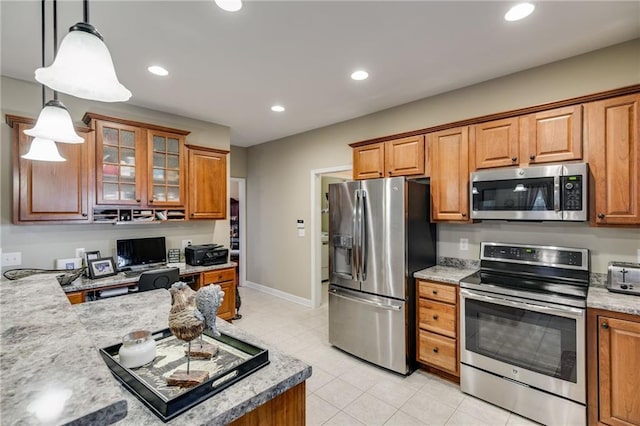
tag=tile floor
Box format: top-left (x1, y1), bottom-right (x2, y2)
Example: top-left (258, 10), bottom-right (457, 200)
top-left (234, 286), bottom-right (540, 426)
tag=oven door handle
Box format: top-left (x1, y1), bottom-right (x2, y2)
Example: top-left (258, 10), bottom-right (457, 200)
top-left (460, 289), bottom-right (584, 318)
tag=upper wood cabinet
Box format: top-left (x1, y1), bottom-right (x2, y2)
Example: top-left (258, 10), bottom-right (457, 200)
top-left (352, 135), bottom-right (425, 180)
top-left (428, 127), bottom-right (470, 222)
top-left (187, 145), bottom-right (228, 220)
top-left (83, 113), bottom-right (189, 209)
top-left (587, 308), bottom-right (640, 426)
top-left (586, 94), bottom-right (640, 226)
top-left (470, 117), bottom-right (519, 169)
top-left (471, 106), bottom-right (583, 170)
top-left (520, 105), bottom-right (583, 164)
top-left (7, 115), bottom-right (93, 224)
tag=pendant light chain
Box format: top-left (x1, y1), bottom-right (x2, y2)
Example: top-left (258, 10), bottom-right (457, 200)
top-left (84, 0), bottom-right (89, 23)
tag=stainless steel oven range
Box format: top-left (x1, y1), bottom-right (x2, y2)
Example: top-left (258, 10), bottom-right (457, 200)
top-left (460, 242), bottom-right (589, 426)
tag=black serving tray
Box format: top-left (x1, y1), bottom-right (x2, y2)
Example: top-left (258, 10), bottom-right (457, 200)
top-left (99, 328), bottom-right (269, 422)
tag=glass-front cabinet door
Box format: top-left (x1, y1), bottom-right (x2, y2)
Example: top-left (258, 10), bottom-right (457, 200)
top-left (95, 121), bottom-right (144, 205)
top-left (147, 130), bottom-right (185, 207)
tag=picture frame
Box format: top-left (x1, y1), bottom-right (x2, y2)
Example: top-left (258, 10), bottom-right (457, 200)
top-left (88, 257), bottom-right (117, 279)
top-left (85, 250), bottom-right (101, 265)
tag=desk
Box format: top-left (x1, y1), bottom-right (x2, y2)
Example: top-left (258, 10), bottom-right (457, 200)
top-left (62, 263), bottom-right (238, 321)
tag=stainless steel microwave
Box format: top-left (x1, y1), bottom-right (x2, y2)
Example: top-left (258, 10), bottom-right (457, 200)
top-left (470, 163), bottom-right (588, 221)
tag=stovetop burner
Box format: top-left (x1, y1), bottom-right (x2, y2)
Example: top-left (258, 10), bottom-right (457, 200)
top-left (460, 242), bottom-right (590, 308)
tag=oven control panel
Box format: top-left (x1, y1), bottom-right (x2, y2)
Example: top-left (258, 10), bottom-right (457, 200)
top-left (481, 243), bottom-right (588, 270)
top-left (607, 262), bottom-right (640, 296)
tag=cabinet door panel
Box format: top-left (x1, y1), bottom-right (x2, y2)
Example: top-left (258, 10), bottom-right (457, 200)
top-left (521, 105), bottom-right (582, 164)
top-left (15, 123), bottom-right (91, 222)
top-left (353, 143), bottom-right (384, 180)
top-left (471, 117), bottom-right (519, 169)
top-left (587, 94), bottom-right (640, 225)
top-left (188, 148), bottom-right (227, 220)
top-left (385, 135), bottom-right (425, 177)
top-left (147, 131), bottom-right (185, 207)
top-left (418, 299), bottom-right (456, 338)
top-left (598, 316), bottom-right (640, 425)
top-left (429, 127), bottom-right (470, 222)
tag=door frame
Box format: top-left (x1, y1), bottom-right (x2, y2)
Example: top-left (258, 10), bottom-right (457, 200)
top-left (230, 177), bottom-right (246, 287)
top-left (310, 165), bottom-right (351, 308)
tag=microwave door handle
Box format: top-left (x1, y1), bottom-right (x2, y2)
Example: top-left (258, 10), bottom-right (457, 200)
top-left (360, 190), bottom-right (367, 281)
top-left (554, 176), bottom-right (561, 212)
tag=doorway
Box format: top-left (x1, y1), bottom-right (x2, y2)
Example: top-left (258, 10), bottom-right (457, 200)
top-left (229, 178), bottom-right (246, 288)
top-left (310, 166), bottom-right (351, 308)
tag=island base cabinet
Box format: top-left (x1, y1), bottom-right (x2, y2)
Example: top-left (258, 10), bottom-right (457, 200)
top-left (230, 381), bottom-right (305, 425)
top-left (588, 308), bottom-right (640, 426)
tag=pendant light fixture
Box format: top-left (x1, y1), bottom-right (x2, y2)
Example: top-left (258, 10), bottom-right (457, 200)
top-left (35, 0), bottom-right (131, 102)
top-left (22, 0), bottom-right (68, 162)
top-left (25, 0), bottom-right (83, 145)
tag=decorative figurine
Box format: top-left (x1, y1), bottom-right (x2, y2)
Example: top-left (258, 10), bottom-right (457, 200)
top-left (166, 282), bottom-right (224, 387)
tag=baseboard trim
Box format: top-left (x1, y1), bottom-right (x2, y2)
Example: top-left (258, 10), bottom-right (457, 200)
top-left (243, 281), bottom-right (313, 308)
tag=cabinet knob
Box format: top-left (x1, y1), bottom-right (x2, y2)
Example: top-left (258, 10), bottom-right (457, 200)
top-left (433, 347), bottom-right (439, 353)
top-left (378, 172), bottom-right (383, 177)
top-left (82, 213), bottom-right (88, 217)
top-left (601, 322), bottom-right (609, 329)
top-left (461, 213), bottom-right (467, 217)
top-left (529, 154), bottom-right (536, 160)
top-left (511, 156), bottom-right (517, 162)
top-left (432, 290), bottom-right (438, 295)
top-left (191, 213), bottom-right (195, 217)
top-left (432, 314), bottom-right (439, 320)
top-left (598, 213), bottom-right (605, 219)
top-left (149, 199), bottom-right (154, 203)
top-left (136, 199), bottom-right (141, 203)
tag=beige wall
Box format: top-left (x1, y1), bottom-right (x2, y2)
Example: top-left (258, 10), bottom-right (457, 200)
top-left (230, 145), bottom-right (248, 178)
top-left (1, 76), bottom-right (231, 270)
top-left (247, 39), bottom-right (640, 300)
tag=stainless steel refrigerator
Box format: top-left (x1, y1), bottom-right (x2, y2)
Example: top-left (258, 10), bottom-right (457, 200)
top-left (328, 177), bottom-right (436, 375)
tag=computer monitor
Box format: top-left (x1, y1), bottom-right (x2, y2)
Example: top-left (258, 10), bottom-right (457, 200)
top-left (116, 236), bottom-right (167, 271)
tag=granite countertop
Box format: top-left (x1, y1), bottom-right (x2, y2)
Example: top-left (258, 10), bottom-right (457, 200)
top-left (1, 274), bottom-right (311, 425)
top-left (0, 274), bottom-right (128, 425)
top-left (587, 286), bottom-right (640, 316)
top-left (61, 262), bottom-right (237, 293)
top-left (414, 258), bottom-right (479, 285)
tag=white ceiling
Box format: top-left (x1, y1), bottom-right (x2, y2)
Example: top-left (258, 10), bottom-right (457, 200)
top-left (2, 1), bottom-right (639, 147)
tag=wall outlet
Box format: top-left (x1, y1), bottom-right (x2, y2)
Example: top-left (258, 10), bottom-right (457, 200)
top-left (2, 252), bottom-right (22, 267)
top-left (75, 248), bottom-right (85, 258)
top-left (459, 238), bottom-right (469, 251)
top-left (182, 240), bottom-right (192, 249)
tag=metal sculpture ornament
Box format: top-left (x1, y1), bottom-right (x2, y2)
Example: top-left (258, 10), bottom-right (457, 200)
top-left (167, 282), bottom-right (225, 387)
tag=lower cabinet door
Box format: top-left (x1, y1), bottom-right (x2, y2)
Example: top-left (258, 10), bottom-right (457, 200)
top-left (418, 330), bottom-right (457, 374)
top-left (217, 281), bottom-right (236, 321)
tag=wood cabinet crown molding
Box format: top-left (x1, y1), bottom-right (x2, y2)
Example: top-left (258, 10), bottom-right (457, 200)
top-left (82, 112), bottom-right (191, 136)
top-left (349, 84), bottom-right (640, 148)
top-left (185, 144), bottom-right (230, 155)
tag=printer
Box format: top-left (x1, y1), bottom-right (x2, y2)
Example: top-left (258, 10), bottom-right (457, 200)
top-left (185, 244), bottom-right (229, 266)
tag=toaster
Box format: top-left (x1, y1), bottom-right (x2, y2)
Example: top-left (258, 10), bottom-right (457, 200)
top-left (607, 261), bottom-right (640, 296)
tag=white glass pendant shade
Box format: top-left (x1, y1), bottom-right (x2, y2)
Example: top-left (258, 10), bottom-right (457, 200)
top-left (35, 23), bottom-right (131, 102)
top-left (24, 100), bottom-right (84, 143)
top-left (21, 138), bottom-right (66, 162)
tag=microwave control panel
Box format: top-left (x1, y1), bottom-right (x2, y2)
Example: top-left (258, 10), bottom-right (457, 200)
top-left (561, 175), bottom-right (583, 211)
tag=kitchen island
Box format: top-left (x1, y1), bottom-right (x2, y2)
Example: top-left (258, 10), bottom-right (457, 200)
top-left (0, 274), bottom-right (311, 425)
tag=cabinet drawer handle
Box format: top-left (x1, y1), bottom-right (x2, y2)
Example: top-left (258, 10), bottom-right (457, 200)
top-left (529, 154), bottom-right (536, 160)
top-left (136, 199), bottom-right (141, 202)
top-left (598, 213), bottom-right (605, 219)
top-left (601, 322), bottom-right (609, 329)
top-left (461, 213), bottom-right (467, 217)
top-left (511, 156), bottom-right (517, 162)
top-left (432, 314), bottom-right (439, 320)
top-left (433, 347), bottom-right (439, 353)
top-left (432, 290), bottom-right (438, 295)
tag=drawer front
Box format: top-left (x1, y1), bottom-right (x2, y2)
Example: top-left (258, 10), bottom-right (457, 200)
top-left (418, 280), bottom-right (457, 304)
top-left (66, 291), bottom-right (85, 304)
top-left (418, 330), bottom-right (457, 374)
top-left (202, 268), bottom-right (235, 284)
top-left (418, 299), bottom-right (456, 338)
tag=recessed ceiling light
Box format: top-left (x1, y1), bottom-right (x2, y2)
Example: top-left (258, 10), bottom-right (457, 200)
top-left (148, 65), bottom-right (169, 76)
top-left (351, 70), bottom-right (369, 81)
top-left (271, 105), bottom-right (285, 112)
top-left (215, 0), bottom-right (242, 12)
top-left (504, 3), bottom-right (535, 21)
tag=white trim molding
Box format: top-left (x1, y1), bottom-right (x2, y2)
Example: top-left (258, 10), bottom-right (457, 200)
top-left (244, 280), bottom-right (313, 308)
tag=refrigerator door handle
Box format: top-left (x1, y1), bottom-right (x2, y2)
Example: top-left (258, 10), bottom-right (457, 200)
top-left (329, 288), bottom-right (402, 311)
top-left (352, 189), bottom-right (360, 281)
top-left (359, 190), bottom-right (367, 281)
